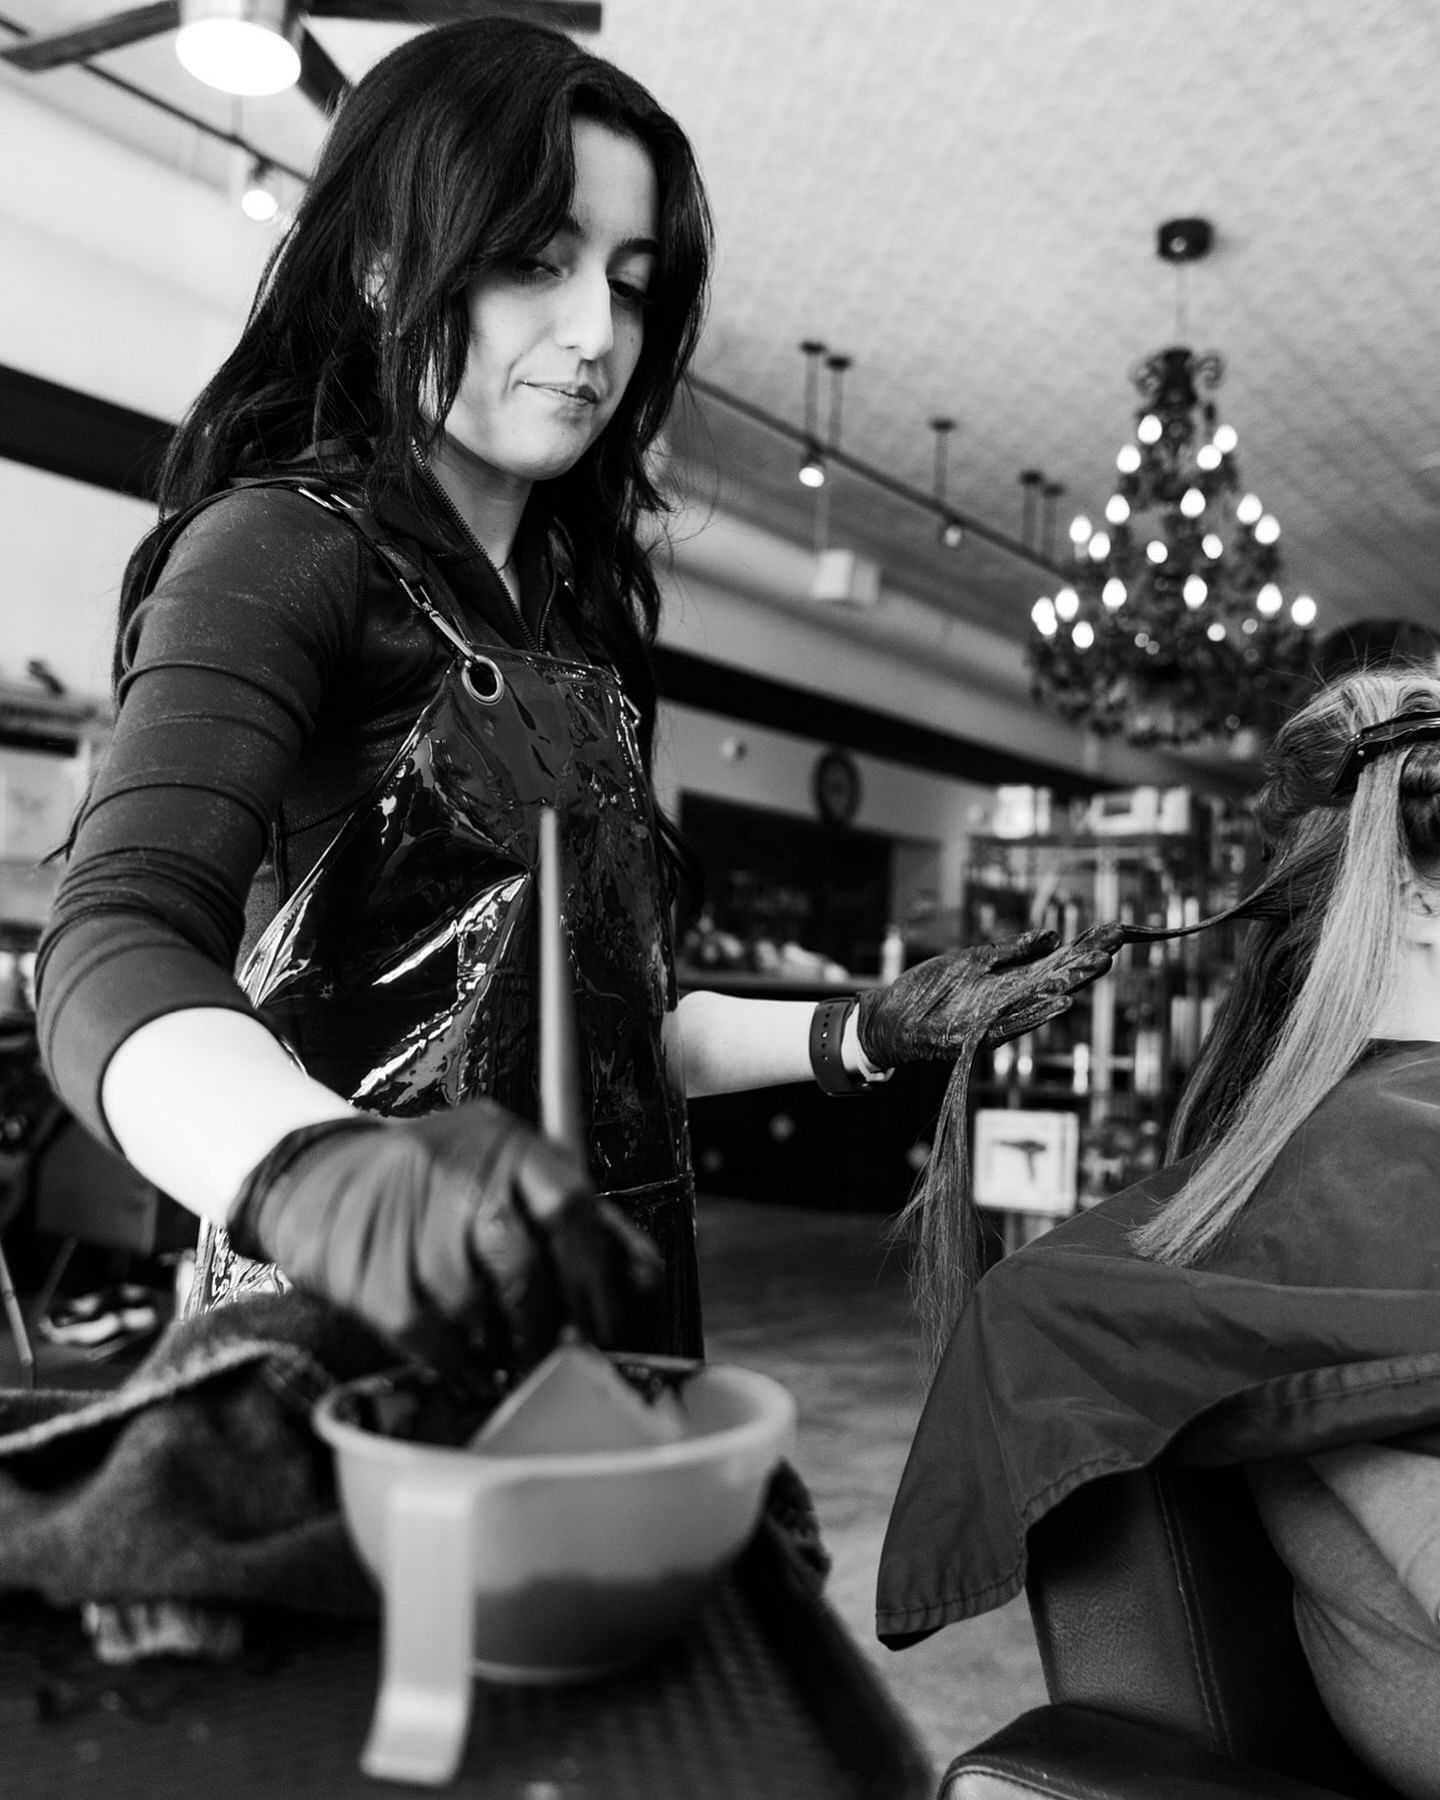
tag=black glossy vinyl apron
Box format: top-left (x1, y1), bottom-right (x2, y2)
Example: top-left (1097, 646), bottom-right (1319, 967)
top-left (189, 508), bottom-right (701, 1357)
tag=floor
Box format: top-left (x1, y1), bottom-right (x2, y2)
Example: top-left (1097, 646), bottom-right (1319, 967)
top-left (697, 1195), bottom-right (1046, 1782)
top-left (0, 1197), bottom-right (1047, 1787)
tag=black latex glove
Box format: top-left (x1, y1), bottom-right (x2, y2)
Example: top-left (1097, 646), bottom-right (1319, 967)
top-left (226, 1100), bottom-right (662, 1373)
top-left (856, 921), bottom-right (1125, 1068)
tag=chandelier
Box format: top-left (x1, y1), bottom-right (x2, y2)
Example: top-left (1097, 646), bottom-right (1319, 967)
top-left (1027, 219), bottom-right (1319, 749)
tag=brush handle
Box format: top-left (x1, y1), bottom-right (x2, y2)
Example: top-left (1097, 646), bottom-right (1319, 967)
top-left (537, 808), bottom-right (586, 1162)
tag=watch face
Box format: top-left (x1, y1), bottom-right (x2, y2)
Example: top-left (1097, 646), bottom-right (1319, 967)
top-left (813, 748), bottom-right (861, 825)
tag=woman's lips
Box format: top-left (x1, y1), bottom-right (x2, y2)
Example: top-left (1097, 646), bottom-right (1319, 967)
top-left (523, 381), bottom-right (600, 406)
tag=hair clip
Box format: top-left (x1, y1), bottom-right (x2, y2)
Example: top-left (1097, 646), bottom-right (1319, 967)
top-left (1330, 711), bottom-right (1440, 797)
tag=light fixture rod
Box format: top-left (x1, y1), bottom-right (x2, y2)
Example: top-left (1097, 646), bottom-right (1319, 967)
top-left (825, 353), bottom-right (850, 451)
top-left (798, 340), bottom-right (825, 440)
top-left (1018, 469), bottom-right (1043, 549)
top-left (1041, 479), bottom-right (1065, 562)
top-left (930, 417), bottom-right (955, 503)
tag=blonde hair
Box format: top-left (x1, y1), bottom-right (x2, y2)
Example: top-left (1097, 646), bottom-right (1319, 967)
top-left (896, 666), bottom-right (1440, 1372)
top-left (1134, 665), bottom-right (1440, 1263)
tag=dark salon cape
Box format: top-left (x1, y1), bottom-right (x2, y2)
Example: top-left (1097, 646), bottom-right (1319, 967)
top-left (876, 1039), bottom-right (1440, 1648)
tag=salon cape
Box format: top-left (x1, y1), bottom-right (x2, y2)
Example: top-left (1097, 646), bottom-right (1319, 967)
top-left (876, 1038), bottom-right (1440, 1648)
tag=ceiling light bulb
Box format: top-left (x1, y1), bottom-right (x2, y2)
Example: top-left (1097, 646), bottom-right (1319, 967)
top-left (1206, 622), bottom-right (1226, 643)
top-left (1202, 533), bottom-right (1224, 559)
top-left (1241, 617), bottom-right (1258, 635)
top-left (1054, 586), bottom-right (1079, 621)
top-left (1180, 487), bottom-right (1207, 518)
top-left (1116, 444), bottom-right (1142, 474)
top-left (1256, 582), bottom-right (1283, 615)
top-left (1032, 597), bottom-right (1058, 637)
top-left (240, 159), bottom-right (280, 222)
top-left (1072, 621), bottom-right (1095, 650)
top-left (1213, 424), bottom-right (1238, 454)
top-left (1236, 492), bottom-right (1263, 526)
top-left (1069, 514), bottom-right (1092, 545)
top-left (1290, 594), bottom-right (1317, 627)
top-left (1102, 577), bottom-right (1127, 610)
top-left (1183, 574), bottom-right (1208, 608)
top-left (938, 516), bottom-right (965, 550)
top-left (1195, 444), bottom-right (1222, 472)
top-left (1146, 540), bottom-right (1168, 565)
top-left (797, 447), bottom-right (826, 489)
top-left (176, 5), bottom-right (301, 98)
top-left (1137, 414), bottom-right (1163, 445)
top-left (1254, 513), bottom-right (1281, 544)
top-left (1087, 531), bottom-right (1111, 560)
top-left (1104, 494), bottom-right (1130, 526)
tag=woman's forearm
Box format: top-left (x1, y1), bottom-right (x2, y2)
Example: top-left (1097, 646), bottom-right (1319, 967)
top-left (100, 1008), bottom-right (361, 1226)
top-left (670, 990), bottom-right (883, 1097)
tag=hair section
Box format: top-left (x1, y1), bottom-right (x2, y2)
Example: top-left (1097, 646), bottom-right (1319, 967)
top-left (1135, 664), bottom-right (1440, 1263)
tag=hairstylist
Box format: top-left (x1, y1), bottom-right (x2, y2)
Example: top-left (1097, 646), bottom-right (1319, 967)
top-left (35, 18), bottom-right (1118, 1375)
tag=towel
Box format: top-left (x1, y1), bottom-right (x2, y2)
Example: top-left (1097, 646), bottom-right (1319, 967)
top-left (0, 1291), bottom-right (396, 1639)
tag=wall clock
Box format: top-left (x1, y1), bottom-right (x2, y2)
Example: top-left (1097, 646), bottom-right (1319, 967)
top-left (812, 748), bottom-right (862, 826)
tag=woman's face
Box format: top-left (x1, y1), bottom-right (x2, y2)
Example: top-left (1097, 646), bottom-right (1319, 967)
top-left (442, 119), bottom-right (658, 489)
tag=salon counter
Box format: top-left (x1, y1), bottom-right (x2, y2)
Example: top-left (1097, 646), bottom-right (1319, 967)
top-left (7, 1527), bottom-right (932, 1800)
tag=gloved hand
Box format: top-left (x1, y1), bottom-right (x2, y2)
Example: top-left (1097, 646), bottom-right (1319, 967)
top-left (226, 1100), bottom-right (662, 1372)
top-left (856, 921), bottom-right (1124, 1068)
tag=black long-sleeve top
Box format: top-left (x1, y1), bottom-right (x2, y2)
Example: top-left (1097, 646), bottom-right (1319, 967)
top-left (35, 469), bottom-right (592, 1149)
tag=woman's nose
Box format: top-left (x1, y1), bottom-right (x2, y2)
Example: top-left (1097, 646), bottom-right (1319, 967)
top-left (554, 265), bottom-right (615, 360)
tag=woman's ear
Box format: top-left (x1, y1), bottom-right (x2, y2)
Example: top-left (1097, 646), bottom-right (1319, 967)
top-left (361, 258), bottom-right (391, 322)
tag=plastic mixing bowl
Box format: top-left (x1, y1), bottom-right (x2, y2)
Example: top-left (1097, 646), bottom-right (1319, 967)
top-left (313, 1356), bottom-right (796, 1785)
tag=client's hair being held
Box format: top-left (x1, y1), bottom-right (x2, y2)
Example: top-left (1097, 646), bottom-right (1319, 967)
top-left (1134, 666), bottom-right (1440, 1264)
top-left (901, 665), bottom-right (1440, 1374)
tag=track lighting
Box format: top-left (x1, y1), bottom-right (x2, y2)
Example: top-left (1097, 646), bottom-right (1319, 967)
top-left (795, 340), bottom-right (827, 488)
top-left (240, 157), bottom-right (281, 223)
top-left (798, 443), bottom-right (827, 489)
top-left (176, 0), bottom-right (301, 99)
top-left (929, 418), bottom-right (965, 549)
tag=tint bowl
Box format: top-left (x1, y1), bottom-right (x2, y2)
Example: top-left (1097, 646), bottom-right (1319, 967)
top-left (312, 1358), bottom-right (795, 1786)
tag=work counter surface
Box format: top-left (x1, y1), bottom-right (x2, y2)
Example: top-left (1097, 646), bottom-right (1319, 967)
top-left (5, 1527), bottom-right (933, 1800)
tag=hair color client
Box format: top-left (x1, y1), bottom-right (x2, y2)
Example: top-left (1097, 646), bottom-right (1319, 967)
top-left (880, 665), bottom-right (1440, 1800)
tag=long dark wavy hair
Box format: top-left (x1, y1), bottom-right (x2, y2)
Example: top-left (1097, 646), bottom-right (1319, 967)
top-left (113, 16), bottom-right (712, 788)
top-left (1133, 664), bottom-right (1440, 1263)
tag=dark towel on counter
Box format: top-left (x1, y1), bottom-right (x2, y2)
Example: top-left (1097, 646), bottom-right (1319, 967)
top-left (0, 1291), bottom-right (396, 1619)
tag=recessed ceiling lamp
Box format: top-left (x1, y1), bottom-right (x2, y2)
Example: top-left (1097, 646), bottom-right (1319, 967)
top-left (175, 0), bottom-right (301, 98)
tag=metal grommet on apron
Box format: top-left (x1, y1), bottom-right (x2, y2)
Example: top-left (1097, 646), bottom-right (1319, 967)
top-left (188, 486), bottom-right (701, 1358)
top-left (460, 655), bottom-right (505, 706)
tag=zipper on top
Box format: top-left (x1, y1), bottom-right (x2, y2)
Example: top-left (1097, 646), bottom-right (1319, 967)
top-left (412, 451), bottom-right (554, 654)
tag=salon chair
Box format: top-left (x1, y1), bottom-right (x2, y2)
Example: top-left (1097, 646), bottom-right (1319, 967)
top-left (941, 1462), bottom-right (1402, 1800)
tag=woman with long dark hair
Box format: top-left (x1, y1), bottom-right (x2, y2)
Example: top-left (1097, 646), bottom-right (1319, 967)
top-left (880, 665), bottom-right (1440, 1797)
top-left (35, 17), bottom-right (1116, 1371)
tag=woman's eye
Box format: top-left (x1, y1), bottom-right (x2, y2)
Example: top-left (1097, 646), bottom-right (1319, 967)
top-left (512, 256), bottom-right (561, 282)
top-left (610, 278), bottom-right (652, 309)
